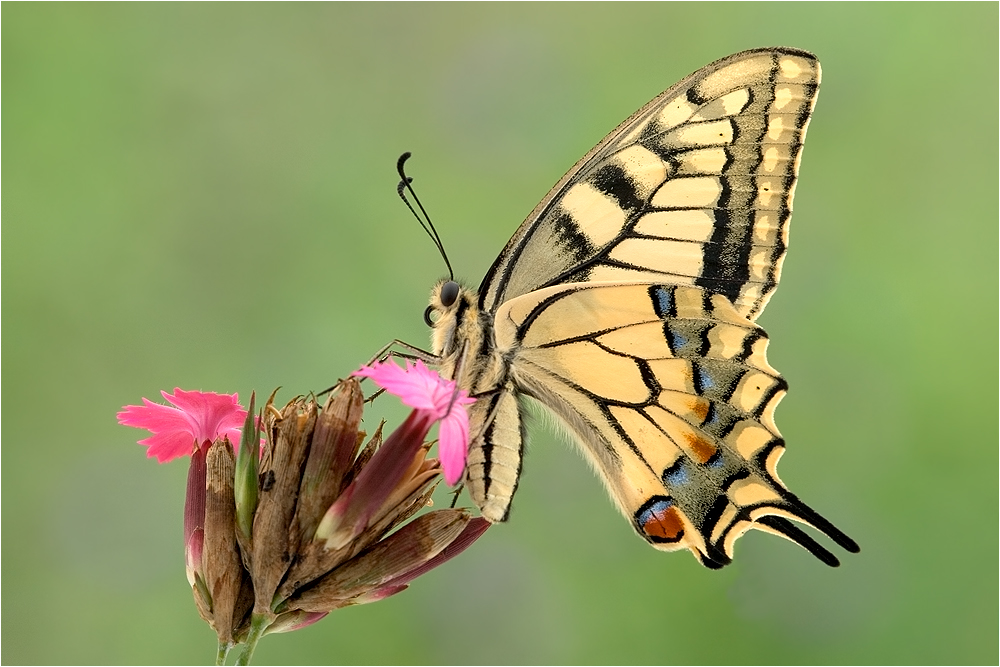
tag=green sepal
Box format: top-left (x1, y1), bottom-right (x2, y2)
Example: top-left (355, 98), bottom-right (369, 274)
top-left (234, 392), bottom-right (259, 552)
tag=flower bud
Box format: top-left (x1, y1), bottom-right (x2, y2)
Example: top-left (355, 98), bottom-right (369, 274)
top-left (291, 379), bottom-right (364, 553)
top-left (184, 444), bottom-right (207, 590)
top-left (203, 439), bottom-right (252, 645)
top-left (250, 396), bottom-right (316, 618)
top-left (234, 392), bottom-right (260, 558)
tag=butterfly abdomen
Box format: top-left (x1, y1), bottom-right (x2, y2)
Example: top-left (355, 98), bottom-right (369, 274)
top-left (464, 382), bottom-right (525, 522)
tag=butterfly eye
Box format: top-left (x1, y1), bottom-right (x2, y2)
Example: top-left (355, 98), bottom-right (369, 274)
top-left (440, 280), bottom-right (460, 307)
top-left (423, 305), bottom-right (437, 327)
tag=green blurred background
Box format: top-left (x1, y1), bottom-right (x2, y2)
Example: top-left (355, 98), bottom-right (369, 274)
top-left (4, 3), bottom-right (997, 664)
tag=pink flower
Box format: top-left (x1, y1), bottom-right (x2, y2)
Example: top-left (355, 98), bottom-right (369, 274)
top-left (353, 360), bottom-right (474, 485)
top-left (117, 375), bottom-right (491, 662)
top-left (118, 388), bottom-right (251, 463)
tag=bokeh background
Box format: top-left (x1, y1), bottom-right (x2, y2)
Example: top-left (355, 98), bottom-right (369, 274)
top-left (4, 3), bottom-right (997, 664)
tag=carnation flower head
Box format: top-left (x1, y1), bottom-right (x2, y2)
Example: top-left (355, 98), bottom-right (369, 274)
top-left (117, 388), bottom-right (252, 462)
top-left (116, 370), bottom-right (489, 665)
top-left (353, 360), bottom-right (475, 485)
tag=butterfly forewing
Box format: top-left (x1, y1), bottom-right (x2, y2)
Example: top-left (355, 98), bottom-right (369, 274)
top-left (479, 48), bottom-right (820, 323)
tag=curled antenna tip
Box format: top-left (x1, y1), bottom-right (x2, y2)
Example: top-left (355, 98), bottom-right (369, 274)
top-left (397, 152), bottom-right (413, 178)
top-left (397, 176), bottom-right (414, 197)
top-left (393, 152), bottom-right (454, 281)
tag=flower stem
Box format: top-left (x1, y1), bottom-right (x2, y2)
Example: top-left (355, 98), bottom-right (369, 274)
top-left (235, 613), bottom-right (272, 666)
top-left (216, 640), bottom-right (232, 666)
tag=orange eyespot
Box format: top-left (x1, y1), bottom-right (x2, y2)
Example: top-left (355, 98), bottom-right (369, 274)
top-left (636, 497), bottom-right (684, 543)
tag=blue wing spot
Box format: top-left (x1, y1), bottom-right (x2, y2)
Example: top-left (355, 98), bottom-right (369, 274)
top-left (706, 452), bottom-right (725, 469)
top-left (695, 365), bottom-right (715, 393)
top-left (663, 459), bottom-right (689, 487)
top-left (651, 286), bottom-right (674, 318)
top-left (670, 330), bottom-right (688, 351)
top-left (704, 403), bottom-right (718, 425)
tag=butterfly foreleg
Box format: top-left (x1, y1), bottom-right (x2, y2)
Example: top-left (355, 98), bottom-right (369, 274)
top-left (365, 339), bottom-right (439, 367)
top-left (349, 340), bottom-right (442, 402)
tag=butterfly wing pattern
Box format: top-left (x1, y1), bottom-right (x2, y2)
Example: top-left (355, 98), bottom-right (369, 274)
top-left (480, 47), bottom-right (816, 322)
top-left (426, 47), bottom-right (858, 567)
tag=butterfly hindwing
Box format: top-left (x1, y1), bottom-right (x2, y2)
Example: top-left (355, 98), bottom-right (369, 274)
top-left (479, 47), bottom-right (820, 323)
top-left (488, 282), bottom-right (855, 565)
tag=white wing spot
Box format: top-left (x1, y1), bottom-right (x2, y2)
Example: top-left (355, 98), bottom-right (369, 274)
top-left (718, 88), bottom-right (751, 116)
top-left (778, 57), bottom-right (803, 79)
top-left (749, 248), bottom-right (770, 280)
top-left (766, 117), bottom-right (786, 141)
top-left (773, 86), bottom-right (794, 111)
top-left (691, 88), bottom-right (750, 121)
top-left (752, 212), bottom-right (776, 244)
top-left (756, 179), bottom-right (778, 208)
top-left (674, 120), bottom-right (734, 147)
top-left (761, 147), bottom-right (780, 173)
top-left (615, 144), bottom-right (668, 198)
top-left (609, 238), bottom-right (704, 277)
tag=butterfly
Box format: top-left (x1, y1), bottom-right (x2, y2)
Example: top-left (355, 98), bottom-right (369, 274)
top-left (411, 47), bottom-right (858, 568)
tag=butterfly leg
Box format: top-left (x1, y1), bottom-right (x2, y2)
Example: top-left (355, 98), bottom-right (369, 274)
top-left (364, 339), bottom-right (439, 366)
top-left (323, 341), bottom-right (441, 401)
top-left (448, 483), bottom-right (465, 509)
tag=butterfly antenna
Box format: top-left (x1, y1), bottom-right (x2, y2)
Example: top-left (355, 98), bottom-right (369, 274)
top-left (396, 152), bottom-right (454, 280)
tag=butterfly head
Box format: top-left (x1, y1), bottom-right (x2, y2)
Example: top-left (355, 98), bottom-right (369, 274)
top-left (425, 280), bottom-right (461, 324)
top-left (426, 279), bottom-right (484, 365)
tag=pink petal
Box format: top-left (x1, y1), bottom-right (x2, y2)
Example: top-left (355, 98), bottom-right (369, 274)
top-left (161, 388), bottom-right (248, 443)
top-left (317, 409), bottom-right (435, 549)
top-left (354, 360), bottom-right (443, 415)
top-left (118, 388), bottom-right (251, 464)
top-left (354, 360), bottom-right (475, 486)
top-left (354, 360), bottom-right (474, 417)
top-left (438, 406), bottom-right (470, 486)
top-left (136, 430), bottom-right (200, 463)
top-left (117, 398), bottom-right (197, 433)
